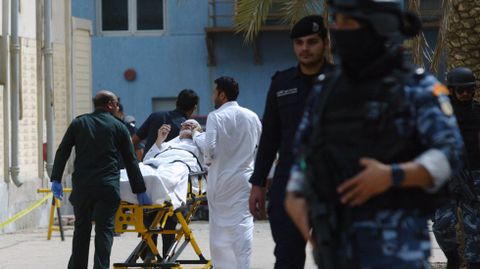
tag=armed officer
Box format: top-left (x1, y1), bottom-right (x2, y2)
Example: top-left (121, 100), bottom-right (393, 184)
top-left (285, 1), bottom-right (464, 268)
top-left (433, 67), bottom-right (480, 269)
top-left (248, 15), bottom-right (334, 268)
top-left (50, 91), bottom-right (151, 269)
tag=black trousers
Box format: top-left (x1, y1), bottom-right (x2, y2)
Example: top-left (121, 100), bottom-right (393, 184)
top-left (268, 186), bottom-right (307, 269)
top-left (68, 191), bottom-right (119, 269)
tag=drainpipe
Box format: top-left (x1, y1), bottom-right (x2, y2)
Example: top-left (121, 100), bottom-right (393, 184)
top-left (2, 0), bottom-right (10, 183)
top-left (10, 0), bottom-right (22, 187)
top-left (44, 0), bottom-right (55, 177)
top-left (36, 0), bottom-right (44, 183)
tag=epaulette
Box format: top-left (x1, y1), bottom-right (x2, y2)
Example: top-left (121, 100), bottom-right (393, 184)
top-left (271, 67), bottom-right (296, 80)
top-left (271, 71), bottom-right (281, 80)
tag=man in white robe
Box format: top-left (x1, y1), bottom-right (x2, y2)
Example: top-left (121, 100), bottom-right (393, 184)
top-left (120, 119), bottom-right (205, 208)
top-left (205, 76), bottom-right (262, 269)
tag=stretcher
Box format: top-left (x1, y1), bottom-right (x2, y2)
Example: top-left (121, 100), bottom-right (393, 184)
top-left (113, 170), bottom-right (211, 269)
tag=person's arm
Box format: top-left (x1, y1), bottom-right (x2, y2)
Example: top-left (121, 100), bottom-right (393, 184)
top-left (249, 85), bottom-right (282, 187)
top-left (249, 81), bottom-right (282, 219)
top-left (50, 120), bottom-right (76, 182)
top-left (337, 77), bottom-right (464, 207)
top-left (285, 93), bottom-right (318, 239)
top-left (204, 112), bottom-right (217, 166)
top-left (117, 124), bottom-right (146, 194)
top-left (336, 158), bottom-right (433, 206)
top-left (132, 114), bottom-right (152, 157)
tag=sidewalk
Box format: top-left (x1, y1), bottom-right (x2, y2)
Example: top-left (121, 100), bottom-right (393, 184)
top-left (0, 220), bottom-right (446, 269)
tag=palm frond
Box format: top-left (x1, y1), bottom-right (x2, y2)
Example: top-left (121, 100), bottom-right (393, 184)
top-left (406, 0), bottom-right (423, 67)
top-left (279, 0), bottom-right (322, 25)
top-left (430, 0), bottom-right (451, 74)
top-left (234, 0), bottom-right (273, 43)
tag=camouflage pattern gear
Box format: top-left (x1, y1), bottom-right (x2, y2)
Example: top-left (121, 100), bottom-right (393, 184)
top-left (289, 48), bottom-right (463, 268)
top-left (433, 171), bottom-right (480, 263)
top-left (351, 210), bottom-right (431, 269)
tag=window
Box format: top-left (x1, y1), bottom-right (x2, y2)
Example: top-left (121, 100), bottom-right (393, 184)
top-left (152, 97), bottom-right (176, 112)
top-left (99, 0), bottom-right (165, 35)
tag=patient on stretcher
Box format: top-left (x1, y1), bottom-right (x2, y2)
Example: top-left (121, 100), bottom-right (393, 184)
top-left (120, 119), bottom-right (206, 209)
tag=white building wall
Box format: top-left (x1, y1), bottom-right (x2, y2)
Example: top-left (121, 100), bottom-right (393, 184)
top-left (0, 0), bottom-right (91, 233)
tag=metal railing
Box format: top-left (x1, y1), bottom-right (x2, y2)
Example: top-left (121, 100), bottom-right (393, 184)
top-left (207, 0), bottom-right (288, 29)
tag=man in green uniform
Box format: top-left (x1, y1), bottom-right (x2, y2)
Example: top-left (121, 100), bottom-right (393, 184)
top-left (50, 90), bottom-right (151, 269)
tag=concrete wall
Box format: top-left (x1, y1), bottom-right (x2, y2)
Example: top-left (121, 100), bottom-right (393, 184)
top-left (73, 0), bottom-right (297, 123)
top-left (0, 0), bottom-right (85, 233)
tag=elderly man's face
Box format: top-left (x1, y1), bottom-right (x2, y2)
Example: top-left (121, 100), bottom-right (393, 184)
top-left (179, 121), bottom-right (198, 139)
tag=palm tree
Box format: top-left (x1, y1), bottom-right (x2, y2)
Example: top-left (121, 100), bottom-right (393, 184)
top-left (234, 0), bottom-right (479, 80)
top-left (445, 0), bottom-right (480, 76)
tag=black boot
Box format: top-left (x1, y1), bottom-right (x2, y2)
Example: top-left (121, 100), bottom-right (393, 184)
top-left (445, 251), bottom-right (461, 269)
top-left (467, 262), bottom-right (480, 269)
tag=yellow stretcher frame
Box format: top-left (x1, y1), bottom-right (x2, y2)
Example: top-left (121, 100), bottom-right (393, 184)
top-left (113, 171), bottom-right (212, 269)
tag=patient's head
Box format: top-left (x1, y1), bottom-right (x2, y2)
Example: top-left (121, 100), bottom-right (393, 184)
top-left (179, 119), bottom-right (202, 139)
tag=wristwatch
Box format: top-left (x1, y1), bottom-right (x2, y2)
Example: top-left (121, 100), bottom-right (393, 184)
top-left (391, 163), bottom-right (405, 187)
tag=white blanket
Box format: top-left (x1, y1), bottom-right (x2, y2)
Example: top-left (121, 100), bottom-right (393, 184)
top-left (120, 145), bottom-right (205, 209)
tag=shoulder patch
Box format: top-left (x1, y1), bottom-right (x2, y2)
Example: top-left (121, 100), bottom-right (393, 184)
top-left (432, 83), bottom-right (449, 97)
top-left (439, 97), bottom-right (454, 116)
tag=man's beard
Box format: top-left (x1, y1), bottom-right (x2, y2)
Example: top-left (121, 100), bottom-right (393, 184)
top-left (179, 129), bottom-right (193, 138)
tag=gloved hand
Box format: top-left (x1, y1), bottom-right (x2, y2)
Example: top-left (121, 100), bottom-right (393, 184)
top-left (51, 181), bottom-right (64, 201)
top-left (137, 192), bottom-right (152, 206)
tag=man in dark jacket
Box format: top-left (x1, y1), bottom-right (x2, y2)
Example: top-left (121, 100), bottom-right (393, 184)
top-left (248, 15), bottom-right (334, 269)
top-left (132, 89), bottom-right (199, 160)
top-left (50, 90), bottom-right (151, 269)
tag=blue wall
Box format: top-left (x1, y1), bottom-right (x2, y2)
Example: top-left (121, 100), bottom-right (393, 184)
top-left (72, 0), bottom-right (297, 124)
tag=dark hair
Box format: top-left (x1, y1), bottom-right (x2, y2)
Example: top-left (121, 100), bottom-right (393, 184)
top-left (214, 76), bottom-right (239, 101)
top-left (176, 89), bottom-right (199, 112)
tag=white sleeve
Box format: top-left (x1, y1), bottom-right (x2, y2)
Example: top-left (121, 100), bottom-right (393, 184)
top-left (204, 113), bottom-right (217, 165)
top-left (414, 149), bottom-right (452, 193)
top-left (143, 143), bottom-right (166, 161)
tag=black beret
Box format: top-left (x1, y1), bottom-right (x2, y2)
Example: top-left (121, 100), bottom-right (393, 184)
top-left (290, 15), bottom-right (327, 39)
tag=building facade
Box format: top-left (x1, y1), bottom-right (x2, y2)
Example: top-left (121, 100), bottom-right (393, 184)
top-left (0, 0), bottom-right (92, 233)
top-left (73, 0), bottom-right (298, 123)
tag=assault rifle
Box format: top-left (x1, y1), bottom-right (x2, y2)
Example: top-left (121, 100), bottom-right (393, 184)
top-left (450, 169), bottom-right (480, 207)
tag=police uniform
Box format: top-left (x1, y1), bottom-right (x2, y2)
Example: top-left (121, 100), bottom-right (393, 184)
top-left (433, 68), bottom-right (480, 267)
top-left (250, 63), bottom-right (334, 268)
top-left (51, 109), bottom-right (146, 269)
top-left (289, 45), bottom-right (463, 268)
top-left (249, 15), bottom-right (334, 268)
top-left (287, 1), bottom-right (464, 268)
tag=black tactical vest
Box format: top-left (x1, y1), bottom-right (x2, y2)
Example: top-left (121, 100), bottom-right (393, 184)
top-left (452, 102), bottom-right (480, 170)
top-left (306, 68), bottom-right (446, 218)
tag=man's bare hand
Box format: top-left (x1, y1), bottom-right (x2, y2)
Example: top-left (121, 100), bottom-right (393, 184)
top-left (285, 193), bottom-right (314, 246)
top-left (337, 158), bottom-right (393, 207)
top-left (156, 124), bottom-right (171, 146)
top-left (249, 185), bottom-right (266, 219)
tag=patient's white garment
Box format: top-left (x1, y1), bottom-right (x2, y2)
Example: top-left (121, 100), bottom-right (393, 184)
top-left (119, 137), bottom-right (205, 209)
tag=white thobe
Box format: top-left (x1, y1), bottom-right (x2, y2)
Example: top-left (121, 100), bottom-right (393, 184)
top-left (119, 136), bottom-right (205, 208)
top-left (204, 101), bottom-right (262, 269)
